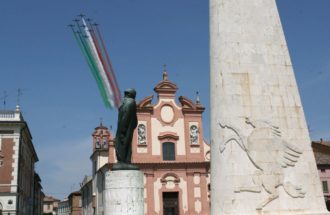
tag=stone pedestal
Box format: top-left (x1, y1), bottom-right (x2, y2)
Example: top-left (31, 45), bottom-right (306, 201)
top-left (104, 170), bottom-right (144, 215)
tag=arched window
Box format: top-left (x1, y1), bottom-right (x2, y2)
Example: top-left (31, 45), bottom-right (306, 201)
top-left (102, 138), bottom-right (108, 149)
top-left (95, 138), bottom-right (100, 149)
top-left (162, 142), bottom-right (175, 161)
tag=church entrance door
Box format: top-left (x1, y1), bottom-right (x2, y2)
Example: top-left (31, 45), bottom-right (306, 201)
top-left (163, 192), bottom-right (179, 215)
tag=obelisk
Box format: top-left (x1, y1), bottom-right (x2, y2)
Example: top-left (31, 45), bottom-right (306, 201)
top-left (210, 0), bottom-right (329, 214)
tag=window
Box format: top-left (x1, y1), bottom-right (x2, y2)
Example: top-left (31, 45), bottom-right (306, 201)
top-left (322, 181), bottom-right (329, 193)
top-left (95, 138), bottom-right (100, 149)
top-left (321, 169), bottom-right (326, 173)
top-left (162, 142), bottom-right (175, 161)
top-left (102, 138), bottom-right (108, 149)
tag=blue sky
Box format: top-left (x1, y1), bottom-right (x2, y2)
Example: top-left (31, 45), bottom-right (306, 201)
top-left (0, 0), bottom-right (329, 199)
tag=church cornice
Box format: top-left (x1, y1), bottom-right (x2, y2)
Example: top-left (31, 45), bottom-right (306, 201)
top-left (137, 95), bottom-right (154, 113)
top-left (130, 161), bottom-right (210, 170)
top-left (154, 80), bottom-right (178, 95)
top-left (178, 96), bottom-right (205, 114)
top-left (158, 132), bottom-right (179, 141)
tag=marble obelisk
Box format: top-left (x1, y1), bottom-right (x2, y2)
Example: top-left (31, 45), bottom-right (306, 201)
top-left (210, 0), bottom-right (329, 214)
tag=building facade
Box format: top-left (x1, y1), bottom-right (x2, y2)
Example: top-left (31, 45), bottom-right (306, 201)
top-left (0, 106), bottom-right (41, 215)
top-left (312, 139), bottom-right (330, 210)
top-left (80, 176), bottom-right (94, 215)
top-left (33, 173), bottom-right (44, 215)
top-left (57, 199), bottom-right (70, 215)
top-left (81, 72), bottom-right (210, 215)
top-left (68, 191), bottom-right (82, 215)
top-left (83, 72), bottom-right (210, 215)
top-left (43, 196), bottom-right (60, 214)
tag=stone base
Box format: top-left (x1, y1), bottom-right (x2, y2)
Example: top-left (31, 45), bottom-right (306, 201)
top-left (112, 162), bottom-right (139, 171)
top-left (104, 170), bottom-right (144, 215)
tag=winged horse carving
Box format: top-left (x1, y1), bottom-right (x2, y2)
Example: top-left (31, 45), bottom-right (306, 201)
top-left (219, 117), bottom-right (305, 210)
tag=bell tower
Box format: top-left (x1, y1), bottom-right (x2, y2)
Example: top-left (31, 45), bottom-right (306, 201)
top-left (91, 123), bottom-right (112, 174)
top-left (92, 123), bottom-right (111, 152)
top-left (90, 123), bottom-right (113, 215)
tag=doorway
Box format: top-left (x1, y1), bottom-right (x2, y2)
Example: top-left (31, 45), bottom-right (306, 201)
top-left (163, 192), bottom-right (179, 215)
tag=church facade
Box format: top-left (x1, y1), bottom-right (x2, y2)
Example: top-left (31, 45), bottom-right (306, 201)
top-left (84, 71), bottom-right (210, 215)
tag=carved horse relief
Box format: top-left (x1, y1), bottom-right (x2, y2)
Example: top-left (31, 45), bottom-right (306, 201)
top-left (219, 118), bottom-right (305, 210)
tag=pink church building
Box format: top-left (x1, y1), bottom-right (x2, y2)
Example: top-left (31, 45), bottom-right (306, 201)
top-left (94, 71), bottom-right (211, 215)
top-left (109, 71), bottom-right (210, 215)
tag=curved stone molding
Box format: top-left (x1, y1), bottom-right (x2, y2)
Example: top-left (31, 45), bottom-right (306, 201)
top-left (160, 105), bottom-right (175, 123)
top-left (160, 173), bottom-right (180, 189)
top-left (137, 95), bottom-right (154, 113)
top-left (178, 96), bottom-right (205, 114)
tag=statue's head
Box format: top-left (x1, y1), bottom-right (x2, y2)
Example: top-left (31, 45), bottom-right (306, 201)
top-left (124, 88), bottom-right (136, 99)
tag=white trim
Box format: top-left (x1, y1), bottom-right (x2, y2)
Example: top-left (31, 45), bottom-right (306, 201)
top-left (154, 98), bottom-right (182, 110)
top-left (11, 136), bottom-right (20, 192)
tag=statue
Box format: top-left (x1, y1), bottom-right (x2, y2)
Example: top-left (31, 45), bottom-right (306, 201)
top-left (113, 88), bottom-right (139, 170)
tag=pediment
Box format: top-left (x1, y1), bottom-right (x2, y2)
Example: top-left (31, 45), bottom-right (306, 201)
top-left (158, 132), bottom-right (179, 141)
top-left (137, 95), bottom-right (153, 108)
top-left (179, 96), bottom-right (205, 114)
top-left (137, 95), bottom-right (154, 113)
top-left (154, 80), bottom-right (178, 94)
top-left (160, 173), bottom-right (180, 184)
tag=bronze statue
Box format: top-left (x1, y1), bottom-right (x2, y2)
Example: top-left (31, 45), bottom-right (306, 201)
top-left (113, 88), bottom-right (139, 170)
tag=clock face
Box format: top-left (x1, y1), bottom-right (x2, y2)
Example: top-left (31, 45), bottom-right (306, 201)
top-left (160, 105), bottom-right (174, 123)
